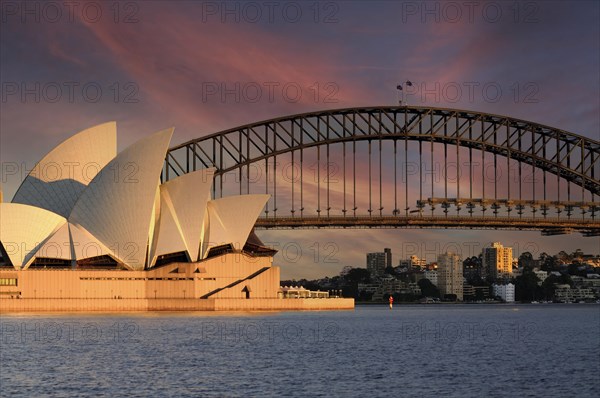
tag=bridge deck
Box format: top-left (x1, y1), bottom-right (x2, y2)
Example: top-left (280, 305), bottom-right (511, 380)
top-left (255, 215), bottom-right (600, 235)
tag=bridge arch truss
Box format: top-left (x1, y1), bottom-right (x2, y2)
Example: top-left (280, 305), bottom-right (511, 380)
top-left (164, 106), bottom-right (600, 235)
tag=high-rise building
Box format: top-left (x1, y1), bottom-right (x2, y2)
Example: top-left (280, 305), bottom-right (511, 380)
top-left (367, 252), bottom-right (385, 276)
top-left (437, 252), bottom-right (463, 300)
top-left (384, 248), bottom-right (392, 269)
top-left (367, 250), bottom-right (389, 276)
top-left (482, 242), bottom-right (513, 280)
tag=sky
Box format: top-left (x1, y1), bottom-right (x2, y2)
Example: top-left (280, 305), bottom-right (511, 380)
top-left (1, 0), bottom-right (599, 279)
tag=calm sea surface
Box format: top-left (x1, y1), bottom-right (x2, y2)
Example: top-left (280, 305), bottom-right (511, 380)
top-left (0, 304), bottom-right (598, 397)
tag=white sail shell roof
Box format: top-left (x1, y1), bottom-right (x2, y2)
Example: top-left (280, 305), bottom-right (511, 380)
top-left (2, 122), bottom-right (272, 271)
top-left (146, 187), bottom-right (161, 267)
top-left (32, 222), bottom-right (117, 263)
top-left (164, 169), bottom-right (215, 260)
top-left (34, 223), bottom-right (73, 261)
top-left (148, 168), bottom-right (215, 266)
top-left (0, 203), bottom-right (66, 269)
top-left (204, 194), bottom-right (269, 257)
top-left (12, 122), bottom-right (117, 218)
top-left (69, 223), bottom-right (116, 261)
top-left (69, 128), bottom-right (174, 270)
top-left (148, 189), bottom-right (188, 267)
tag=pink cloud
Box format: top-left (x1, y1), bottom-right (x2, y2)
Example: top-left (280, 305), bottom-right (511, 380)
top-left (75, 8), bottom-right (375, 136)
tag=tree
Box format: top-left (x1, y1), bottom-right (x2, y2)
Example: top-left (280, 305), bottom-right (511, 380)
top-left (393, 292), bottom-right (417, 302)
top-left (541, 273), bottom-right (573, 301)
top-left (572, 249), bottom-right (584, 260)
top-left (557, 250), bottom-right (570, 264)
top-left (342, 267), bottom-right (372, 300)
top-left (514, 271), bottom-right (541, 302)
top-left (567, 262), bottom-right (589, 277)
top-left (344, 268), bottom-right (371, 284)
top-left (541, 276), bottom-right (558, 301)
top-left (518, 252), bottom-right (535, 271)
top-left (539, 252), bottom-right (558, 271)
top-left (417, 278), bottom-right (440, 298)
top-left (358, 290), bottom-right (374, 301)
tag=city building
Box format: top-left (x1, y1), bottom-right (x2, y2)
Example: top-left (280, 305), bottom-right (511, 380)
top-left (280, 286), bottom-right (329, 298)
top-left (581, 254), bottom-right (600, 267)
top-left (492, 283), bottom-right (515, 302)
top-left (554, 285), bottom-right (596, 302)
top-left (367, 252), bottom-right (386, 276)
top-left (580, 275), bottom-right (600, 298)
top-left (0, 123), bottom-right (353, 311)
top-left (367, 248), bottom-right (392, 276)
top-left (399, 255), bottom-right (427, 268)
top-left (463, 284), bottom-right (475, 299)
top-left (410, 255), bottom-right (427, 267)
top-left (437, 252), bottom-right (463, 300)
top-left (423, 269), bottom-right (438, 286)
top-left (385, 248), bottom-right (392, 269)
top-left (474, 286), bottom-right (491, 299)
top-left (463, 258), bottom-right (482, 281)
top-left (357, 283), bottom-right (380, 295)
top-left (358, 279), bottom-right (421, 301)
top-left (482, 242), bottom-right (513, 279)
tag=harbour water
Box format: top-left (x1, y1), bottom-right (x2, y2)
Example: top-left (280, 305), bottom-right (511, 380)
top-left (1, 304), bottom-right (598, 397)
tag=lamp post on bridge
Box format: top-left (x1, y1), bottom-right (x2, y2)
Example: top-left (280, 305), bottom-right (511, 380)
top-left (396, 81), bottom-right (413, 106)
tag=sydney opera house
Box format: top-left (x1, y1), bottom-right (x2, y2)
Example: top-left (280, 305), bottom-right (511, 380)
top-left (0, 123), bottom-right (352, 311)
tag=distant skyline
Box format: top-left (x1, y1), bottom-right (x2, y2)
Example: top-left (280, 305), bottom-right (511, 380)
top-left (1, 1), bottom-right (598, 279)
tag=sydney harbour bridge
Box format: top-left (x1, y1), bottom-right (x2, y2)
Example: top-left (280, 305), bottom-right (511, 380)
top-left (163, 106), bottom-right (600, 237)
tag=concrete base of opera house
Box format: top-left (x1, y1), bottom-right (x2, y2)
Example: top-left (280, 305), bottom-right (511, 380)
top-left (0, 252), bottom-right (354, 312)
top-left (0, 297), bottom-right (354, 312)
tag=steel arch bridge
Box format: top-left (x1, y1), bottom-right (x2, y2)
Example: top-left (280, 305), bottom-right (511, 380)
top-left (164, 106), bottom-right (600, 236)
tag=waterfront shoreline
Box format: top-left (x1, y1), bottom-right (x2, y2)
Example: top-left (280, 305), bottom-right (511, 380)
top-left (0, 297), bottom-right (355, 313)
